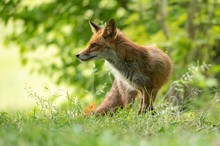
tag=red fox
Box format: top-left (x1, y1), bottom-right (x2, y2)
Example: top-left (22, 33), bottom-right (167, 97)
top-left (76, 19), bottom-right (172, 115)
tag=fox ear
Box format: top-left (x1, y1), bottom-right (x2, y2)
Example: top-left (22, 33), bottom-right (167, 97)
top-left (103, 19), bottom-right (117, 39)
top-left (89, 21), bottom-right (101, 33)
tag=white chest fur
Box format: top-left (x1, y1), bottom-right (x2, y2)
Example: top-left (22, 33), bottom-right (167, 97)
top-left (105, 60), bottom-right (135, 90)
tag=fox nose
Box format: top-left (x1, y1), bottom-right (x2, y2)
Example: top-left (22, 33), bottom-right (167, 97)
top-left (76, 54), bottom-right (80, 58)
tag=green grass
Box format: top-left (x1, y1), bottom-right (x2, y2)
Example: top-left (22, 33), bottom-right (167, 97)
top-left (1, 94), bottom-right (220, 146)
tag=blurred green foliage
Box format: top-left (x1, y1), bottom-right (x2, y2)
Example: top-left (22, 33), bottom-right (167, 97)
top-left (0, 0), bottom-right (219, 103)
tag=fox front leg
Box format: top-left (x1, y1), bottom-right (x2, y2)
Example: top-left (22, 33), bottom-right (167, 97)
top-left (94, 80), bottom-right (123, 115)
top-left (138, 89), bottom-right (158, 114)
top-left (117, 80), bottom-right (138, 108)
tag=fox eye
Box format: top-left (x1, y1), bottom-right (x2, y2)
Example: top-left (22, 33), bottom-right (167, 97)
top-left (91, 43), bottom-right (97, 48)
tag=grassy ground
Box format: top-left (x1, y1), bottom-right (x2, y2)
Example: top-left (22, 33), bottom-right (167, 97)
top-left (1, 92), bottom-right (220, 146)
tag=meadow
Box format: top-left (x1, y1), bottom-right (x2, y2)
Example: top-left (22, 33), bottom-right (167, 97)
top-left (0, 84), bottom-right (220, 146)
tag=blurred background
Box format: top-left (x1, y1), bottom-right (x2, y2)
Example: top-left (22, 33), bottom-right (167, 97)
top-left (0, 0), bottom-right (219, 112)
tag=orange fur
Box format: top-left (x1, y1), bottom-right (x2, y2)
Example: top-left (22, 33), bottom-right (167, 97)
top-left (76, 19), bottom-right (172, 115)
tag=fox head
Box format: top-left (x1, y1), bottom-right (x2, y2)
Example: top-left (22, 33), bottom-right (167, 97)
top-left (76, 19), bottom-right (117, 61)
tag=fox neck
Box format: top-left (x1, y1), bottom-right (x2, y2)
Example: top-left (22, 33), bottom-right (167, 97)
top-left (105, 32), bottom-right (149, 89)
top-left (106, 32), bottom-right (143, 63)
